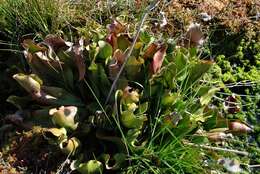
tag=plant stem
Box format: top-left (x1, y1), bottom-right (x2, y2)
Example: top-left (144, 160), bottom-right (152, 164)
top-left (83, 79), bottom-right (111, 123)
top-left (105, 0), bottom-right (161, 105)
top-left (185, 142), bottom-right (249, 156)
top-left (249, 164), bottom-right (260, 168)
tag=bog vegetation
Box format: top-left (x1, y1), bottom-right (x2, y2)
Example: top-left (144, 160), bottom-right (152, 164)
top-left (0, 0), bottom-right (259, 174)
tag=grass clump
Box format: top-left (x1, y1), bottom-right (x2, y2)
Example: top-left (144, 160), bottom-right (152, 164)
top-left (0, 0), bottom-right (76, 42)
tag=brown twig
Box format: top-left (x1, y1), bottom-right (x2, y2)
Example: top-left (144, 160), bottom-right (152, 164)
top-left (185, 142), bottom-right (249, 156)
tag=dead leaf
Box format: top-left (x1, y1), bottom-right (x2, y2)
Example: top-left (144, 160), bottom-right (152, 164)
top-left (151, 44), bottom-right (167, 73)
top-left (228, 121), bottom-right (253, 134)
top-left (44, 34), bottom-right (68, 52)
top-left (107, 19), bottom-right (126, 34)
top-left (114, 49), bottom-right (125, 64)
top-left (184, 23), bottom-right (204, 47)
top-left (106, 33), bottom-right (118, 50)
top-left (73, 40), bottom-right (86, 81)
top-left (143, 43), bottom-right (159, 59)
